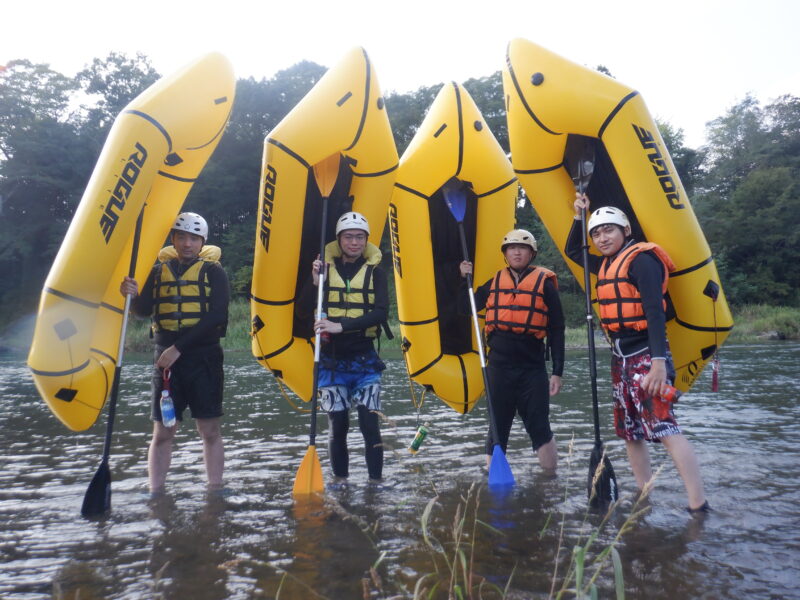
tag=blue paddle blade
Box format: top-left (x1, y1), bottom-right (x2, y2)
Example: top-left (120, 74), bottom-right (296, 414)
top-left (488, 445), bottom-right (515, 488)
top-left (442, 180), bottom-right (467, 224)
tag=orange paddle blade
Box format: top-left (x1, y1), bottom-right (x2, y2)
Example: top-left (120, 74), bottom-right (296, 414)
top-left (293, 444), bottom-right (324, 496)
top-left (312, 153), bottom-right (341, 198)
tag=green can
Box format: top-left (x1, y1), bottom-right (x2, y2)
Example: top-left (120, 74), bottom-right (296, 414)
top-left (408, 423), bottom-right (430, 454)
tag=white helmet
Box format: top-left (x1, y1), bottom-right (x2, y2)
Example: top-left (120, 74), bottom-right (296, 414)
top-left (335, 211), bottom-right (370, 236)
top-left (587, 206), bottom-right (629, 233)
top-left (501, 229), bottom-right (537, 252)
top-left (172, 212), bottom-right (208, 241)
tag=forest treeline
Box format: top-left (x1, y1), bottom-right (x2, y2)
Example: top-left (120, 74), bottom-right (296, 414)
top-left (1, 52), bottom-right (798, 328)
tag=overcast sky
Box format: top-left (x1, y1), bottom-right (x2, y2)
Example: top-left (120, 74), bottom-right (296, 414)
top-left (3, 0), bottom-right (798, 147)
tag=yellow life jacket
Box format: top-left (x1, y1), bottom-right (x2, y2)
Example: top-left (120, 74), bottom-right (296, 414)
top-left (323, 240), bottom-right (382, 338)
top-left (152, 245), bottom-right (221, 333)
top-left (485, 266), bottom-right (557, 338)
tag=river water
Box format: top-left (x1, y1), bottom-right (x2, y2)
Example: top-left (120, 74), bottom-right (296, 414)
top-left (1, 343), bottom-right (799, 599)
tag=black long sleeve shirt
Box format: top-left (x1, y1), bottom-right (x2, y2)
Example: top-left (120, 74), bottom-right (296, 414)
top-left (296, 256), bottom-right (390, 358)
top-left (459, 269), bottom-right (565, 376)
top-left (131, 259), bottom-right (230, 352)
top-left (565, 218), bottom-right (668, 358)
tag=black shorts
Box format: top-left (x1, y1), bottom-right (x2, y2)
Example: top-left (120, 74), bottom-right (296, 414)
top-left (150, 344), bottom-right (224, 422)
top-left (485, 362), bottom-right (553, 453)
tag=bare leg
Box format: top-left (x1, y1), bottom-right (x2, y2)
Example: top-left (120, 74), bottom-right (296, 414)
top-left (661, 434), bottom-right (706, 509)
top-left (537, 438), bottom-right (558, 472)
top-left (149, 421), bottom-right (177, 492)
top-left (196, 417), bottom-right (224, 488)
top-left (625, 439), bottom-right (653, 491)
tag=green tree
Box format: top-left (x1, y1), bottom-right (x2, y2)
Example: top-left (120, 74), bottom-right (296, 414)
top-left (697, 95), bottom-right (800, 306)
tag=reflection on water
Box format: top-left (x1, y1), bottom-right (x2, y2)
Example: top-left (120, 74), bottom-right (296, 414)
top-left (1, 344), bottom-right (799, 599)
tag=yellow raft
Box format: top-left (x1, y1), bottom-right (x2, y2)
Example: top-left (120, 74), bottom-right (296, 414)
top-left (27, 53), bottom-right (235, 431)
top-left (503, 38), bottom-right (733, 391)
top-left (251, 47), bottom-right (398, 402)
top-left (390, 82), bottom-right (516, 413)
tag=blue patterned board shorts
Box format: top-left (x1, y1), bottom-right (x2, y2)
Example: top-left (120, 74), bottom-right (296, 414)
top-left (611, 349), bottom-right (682, 442)
top-left (318, 351), bottom-right (385, 413)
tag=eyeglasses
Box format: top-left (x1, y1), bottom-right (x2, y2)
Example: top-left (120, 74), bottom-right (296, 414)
top-left (590, 224), bottom-right (620, 239)
top-left (340, 233), bottom-right (367, 242)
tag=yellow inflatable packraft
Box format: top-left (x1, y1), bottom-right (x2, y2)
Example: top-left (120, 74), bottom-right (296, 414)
top-left (27, 53), bottom-right (235, 431)
top-left (251, 47), bottom-right (398, 402)
top-left (390, 82), bottom-right (516, 413)
top-left (503, 38), bottom-right (733, 391)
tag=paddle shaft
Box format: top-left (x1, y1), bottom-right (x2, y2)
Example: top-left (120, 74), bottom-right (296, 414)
top-left (579, 206), bottom-right (603, 446)
top-left (101, 208), bottom-right (144, 461)
top-left (457, 224), bottom-right (502, 445)
top-left (308, 196), bottom-right (330, 447)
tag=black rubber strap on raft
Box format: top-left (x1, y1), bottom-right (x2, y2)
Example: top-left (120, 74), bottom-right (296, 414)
top-left (476, 177), bottom-right (518, 198)
top-left (453, 82), bottom-right (465, 176)
top-left (344, 48), bottom-right (371, 152)
top-left (399, 315), bottom-right (439, 327)
top-left (456, 353), bottom-right (469, 415)
top-left (124, 110), bottom-right (173, 152)
top-left (394, 182), bottom-right (429, 200)
top-left (250, 295), bottom-right (294, 306)
top-left (187, 104), bottom-right (233, 150)
top-left (157, 171), bottom-right (197, 183)
top-left (352, 163), bottom-right (399, 178)
top-left (266, 138), bottom-right (310, 169)
top-left (254, 337), bottom-right (294, 361)
top-left (504, 55), bottom-right (559, 136)
top-left (514, 162), bottom-right (563, 176)
top-left (408, 352), bottom-right (443, 378)
top-left (29, 359), bottom-right (90, 377)
top-left (671, 255), bottom-right (714, 278)
top-left (597, 91), bottom-right (639, 139)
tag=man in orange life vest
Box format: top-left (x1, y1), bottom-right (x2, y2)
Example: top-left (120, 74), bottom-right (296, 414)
top-left (566, 195), bottom-right (709, 514)
top-left (459, 229), bottom-right (565, 472)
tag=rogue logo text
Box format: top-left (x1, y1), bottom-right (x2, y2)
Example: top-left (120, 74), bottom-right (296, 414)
top-left (389, 203), bottom-right (402, 277)
top-left (259, 165), bottom-right (277, 251)
top-left (99, 143), bottom-right (147, 242)
top-left (632, 125), bottom-right (685, 210)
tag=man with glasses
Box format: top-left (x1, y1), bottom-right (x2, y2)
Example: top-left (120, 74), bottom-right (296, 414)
top-left (297, 211), bottom-right (390, 485)
top-left (566, 195), bottom-right (709, 515)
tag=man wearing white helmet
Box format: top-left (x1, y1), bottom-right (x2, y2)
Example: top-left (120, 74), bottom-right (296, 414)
top-left (120, 211), bottom-right (230, 494)
top-left (297, 211), bottom-right (391, 484)
top-left (459, 228), bottom-right (565, 473)
top-left (567, 194), bottom-right (708, 514)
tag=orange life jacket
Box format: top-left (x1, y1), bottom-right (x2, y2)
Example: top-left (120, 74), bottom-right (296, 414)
top-left (485, 266), bottom-right (557, 338)
top-left (596, 242), bottom-right (675, 333)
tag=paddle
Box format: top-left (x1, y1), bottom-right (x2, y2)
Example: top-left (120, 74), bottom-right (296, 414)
top-left (293, 152), bottom-right (341, 497)
top-left (442, 179), bottom-right (514, 488)
top-left (81, 206), bottom-right (144, 516)
top-left (565, 136), bottom-right (619, 508)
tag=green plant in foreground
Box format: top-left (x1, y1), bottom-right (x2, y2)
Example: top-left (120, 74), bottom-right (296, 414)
top-left (414, 482), bottom-right (513, 600)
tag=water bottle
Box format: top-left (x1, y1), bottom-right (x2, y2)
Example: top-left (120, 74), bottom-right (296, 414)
top-left (409, 423), bottom-right (430, 454)
top-left (633, 374), bottom-right (681, 419)
top-left (316, 311), bottom-right (331, 344)
top-left (160, 389), bottom-right (176, 428)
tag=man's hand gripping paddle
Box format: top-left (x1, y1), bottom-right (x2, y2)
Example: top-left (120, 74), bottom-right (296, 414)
top-left (442, 178), bottom-right (514, 488)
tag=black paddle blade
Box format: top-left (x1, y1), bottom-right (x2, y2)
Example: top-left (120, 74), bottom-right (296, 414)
top-left (81, 461), bottom-right (111, 517)
top-left (588, 443), bottom-right (618, 509)
top-left (563, 134), bottom-right (596, 193)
